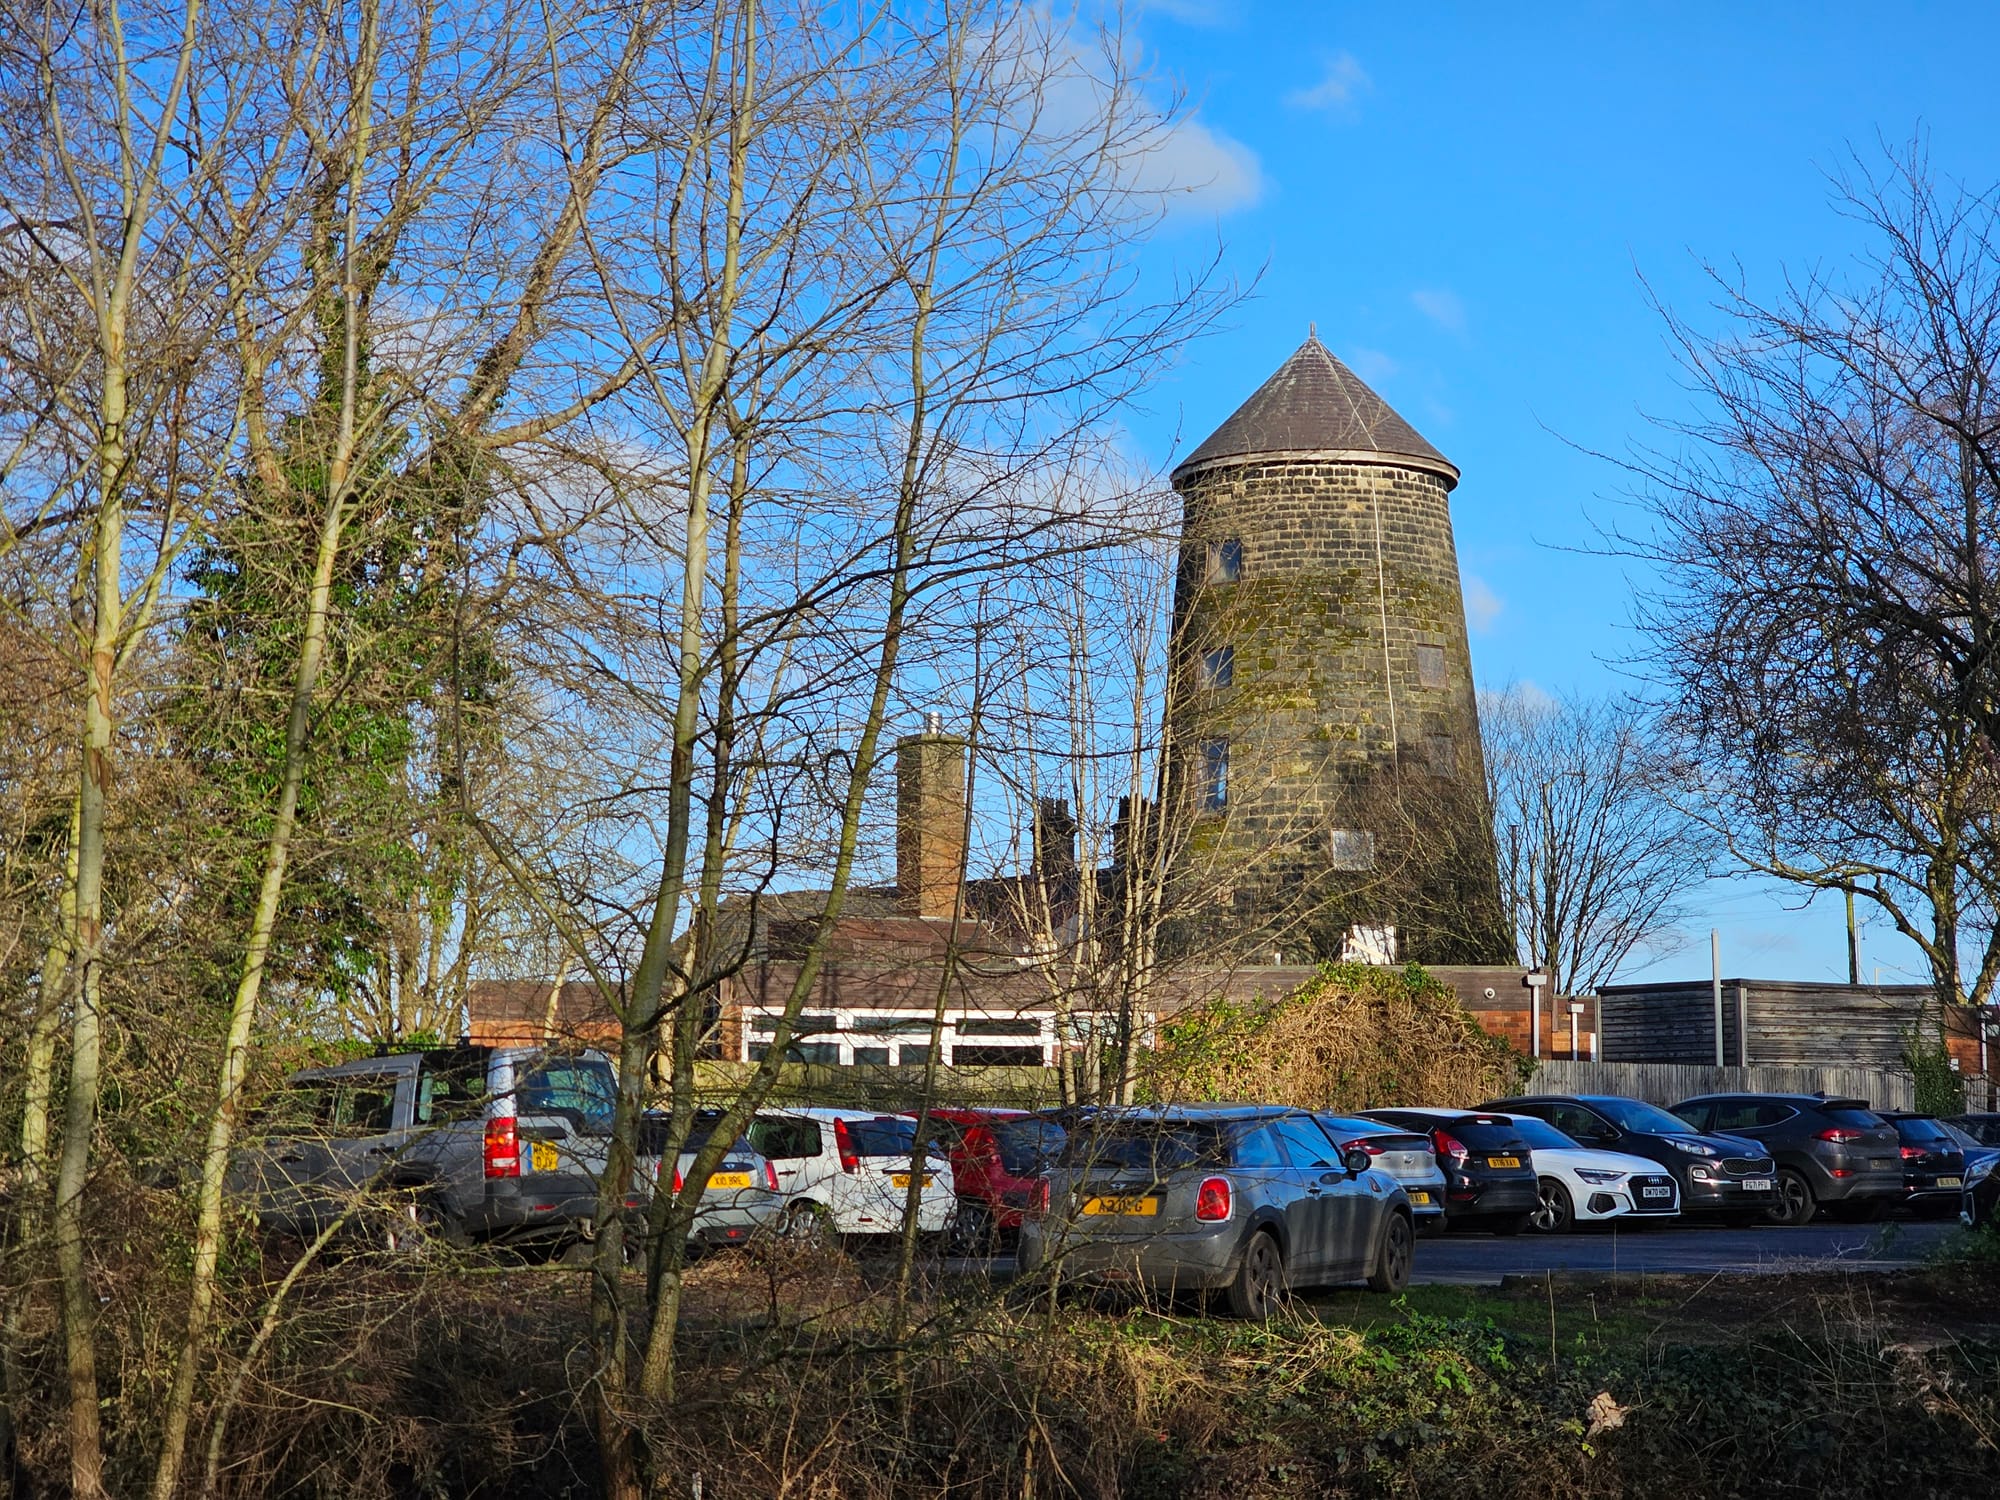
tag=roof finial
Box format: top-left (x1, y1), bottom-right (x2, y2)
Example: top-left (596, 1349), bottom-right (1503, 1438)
top-left (1308, 320), bottom-right (1317, 340)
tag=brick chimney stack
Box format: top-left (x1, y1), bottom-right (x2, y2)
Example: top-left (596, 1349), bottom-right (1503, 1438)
top-left (896, 717), bottom-right (967, 918)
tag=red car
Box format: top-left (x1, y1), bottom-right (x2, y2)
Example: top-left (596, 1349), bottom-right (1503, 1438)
top-left (909, 1107), bottom-right (1067, 1252)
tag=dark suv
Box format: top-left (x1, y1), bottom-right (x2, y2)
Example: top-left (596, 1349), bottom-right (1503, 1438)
top-left (1875, 1112), bottom-right (1968, 1218)
top-left (1358, 1109), bottom-right (1538, 1234)
top-left (1485, 1094), bottom-right (1777, 1220)
top-left (1669, 1094), bottom-right (1901, 1226)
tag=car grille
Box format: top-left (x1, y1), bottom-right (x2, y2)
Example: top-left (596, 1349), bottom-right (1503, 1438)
top-left (1721, 1158), bottom-right (1769, 1177)
top-left (1631, 1173), bottom-right (1677, 1206)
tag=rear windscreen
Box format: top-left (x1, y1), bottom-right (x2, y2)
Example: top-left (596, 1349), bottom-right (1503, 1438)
top-left (1821, 1107), bottom-right (1887, 1130)
top-left (518, 1058), bottom-right (617, 1128)
top-left (989, 1118), bottom-right (1066, 1175)
top-left (847, 1118), bottom-right (947, 1159)
top-left (1444, 1118), bottom-right (1529, 1151)
top-left (1891, 1116), bottom-right (1952, 1145)
top-left (1058, 1122), bottom-right (1228, 1171)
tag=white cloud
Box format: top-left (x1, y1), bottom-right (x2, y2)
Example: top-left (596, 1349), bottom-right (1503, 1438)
top-left (1464, 574), bottom-right (1503, 633)
top-left (1411, 287), bottom-right (1466, 334)
top-left (1344, 347), bottom-right (1399, 386)
top-left (1122, 112), bottom-right (1264, 217)
top-left (1286, 52), bottom-right (1372, 113)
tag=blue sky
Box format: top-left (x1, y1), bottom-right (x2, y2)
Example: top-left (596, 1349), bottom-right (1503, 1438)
top-left (1114, 1), bottom-right (2000, 987)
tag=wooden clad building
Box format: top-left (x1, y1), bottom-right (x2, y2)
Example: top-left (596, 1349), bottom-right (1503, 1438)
top-left (1595, 978), bottom-right (1985, 1072)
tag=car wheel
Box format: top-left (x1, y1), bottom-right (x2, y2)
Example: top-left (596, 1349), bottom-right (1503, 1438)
top-left (378, 1189), bottom-right (465, 1254)
top-left (1767, 1169), bottom-right (1816, 1226)
top-left (1222, 1231), bottom-right (1288, 1320)
top-left (1489, 1213), bottom-right (1528, 1237)
top-left (778, 1200), bottom-right (833, 1245)
top-left (1530, 1178), bottom-right (1575, 1234)
top-left (1367, 1213), bottom-right (1414, 1293)
top-left (948, 1202), bottom-right (996, 1256)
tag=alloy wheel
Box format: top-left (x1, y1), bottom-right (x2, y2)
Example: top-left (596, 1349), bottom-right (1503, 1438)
top-left (1238, 1233), bottom-right (1287, 1318)
top-left (1768, 1170), bottom-right (1815, 1226)
top-left (1531, 1177), bottom-right (1574, 1233)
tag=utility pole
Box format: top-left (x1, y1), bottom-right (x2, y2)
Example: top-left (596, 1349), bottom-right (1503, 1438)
top-left (1845, 888), bottom-right (1860, 985)
top-left (1711, 928), bottom-right (1724, 1068)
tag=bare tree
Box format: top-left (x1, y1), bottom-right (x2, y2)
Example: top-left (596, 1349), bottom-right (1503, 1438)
top-left (1482, 685), bottom-right (1714, 995)
top-left (1627, 145), bottom-right (2000, 1024)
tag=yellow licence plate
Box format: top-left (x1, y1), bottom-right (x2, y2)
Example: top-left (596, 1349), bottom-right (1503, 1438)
top-left (1407, 1190), bottom-right (1433, 1205)
top-left (1487, 1156), bottom-right (1520, 1169)
top-left (708, 1172), bottom-right (753, 1189)
top-left (889, 1173), bottom-right (933, 1188)
top-left (531, 1141), bottom-right (560, 1172)
top-left (1081, 1195), bottom-right (1159, 1216)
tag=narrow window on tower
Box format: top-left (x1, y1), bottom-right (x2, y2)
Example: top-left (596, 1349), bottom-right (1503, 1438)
top-left (1425, 734), bottom-right (1456, 778)
top-left (1200, 740), bottom-right (1229, 810)
top-left (1415, 644), bottom-right (1447, 689)
top-left (1201, 644), bottom-right (1235, 688)
top-left (1206, 536), bottom-right (1243, 583)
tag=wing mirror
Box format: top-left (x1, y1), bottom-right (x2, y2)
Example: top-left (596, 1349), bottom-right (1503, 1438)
top-left (1342, 1147), bottom-right (1373, 1174)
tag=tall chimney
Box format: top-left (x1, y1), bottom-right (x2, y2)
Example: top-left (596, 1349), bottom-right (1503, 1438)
top-left (896, 722), bottom-right (967, 918)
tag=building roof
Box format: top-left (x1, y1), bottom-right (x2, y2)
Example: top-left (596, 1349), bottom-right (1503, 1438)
top-left (1171, 334), bottom-right (1458, 489)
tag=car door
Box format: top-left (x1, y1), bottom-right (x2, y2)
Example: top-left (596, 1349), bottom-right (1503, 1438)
top-left (318, 1069), bottom-right (415, 1221)
top-left (1284, 1114), bottom-right (1374, 1281)
top-left (1262, 1115), bottom-right (1350, 1284)
top-left (232, 1078), bottom-right (343, 1234)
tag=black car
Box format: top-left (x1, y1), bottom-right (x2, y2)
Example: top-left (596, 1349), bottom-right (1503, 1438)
top-left (1946, 1112), bottom-right (2000, 1148)
top-left (1670, 1094), bottom-right (1902, 1226)
top-left (1964, 1152), bottom-right (1999, 1230)
top-left (1484, 1094), bottom-right (1777, 1220)
top-left (1359, 1109), bottom-right (1538, 1234)
top-left (1876, 1112), bottom-right (1969, 1218)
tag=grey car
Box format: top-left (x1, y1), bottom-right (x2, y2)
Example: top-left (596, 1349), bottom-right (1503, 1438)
top-left (230, 1045), bottom-right (646, 1249)
top-left (1670, 1094), bottom-right (1903, 1225)
top-left (1017, 1105), bottom-right (1415, 1317)
top-left (1314, 1114), bottom-right (1447, 1233)
top-left (647, 1113), bottom-right (786, 1252)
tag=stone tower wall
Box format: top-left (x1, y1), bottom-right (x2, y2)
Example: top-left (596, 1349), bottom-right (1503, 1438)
top-left (1166, 457), bottom-right (1506, 962)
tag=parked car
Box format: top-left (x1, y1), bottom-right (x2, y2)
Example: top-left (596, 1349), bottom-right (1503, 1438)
top-left (1358, 1108), bottom-right (1538, 1233)
top-left (230, 1045), bottom-right (639, 1250)
top-left (1484, 1094), bottom-right (1777, 1220)
top-left (1963, 1150), bottom-right (1999, 1230)
top-left (1945, 1112), bottom-right (2000, 1148)
top-left (1873, 1112), bottom-right (1968, 1218)
top-left (647, 1112), bottom-right (786, 1252)
top-left (914, 1107), bottom-right (1067, 1252)
top-left (1019, 1106), bottom-right (1414, 1316)
top-left (1313, 1114), bottom-right (1447, 1234)
top-left (1488, 1112), bottom-right (1680, 1232)
top-left (748, 1107), bottom-right (956, 1238)
top-left (1937, 1118), bottom-right (2000, 1180)
top-left (1669, 1094), bottom-right (1902, 1226)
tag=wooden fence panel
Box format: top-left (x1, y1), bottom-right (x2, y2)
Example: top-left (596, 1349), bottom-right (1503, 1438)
top-left (1523, 1059), bottom-right (1916, 1111)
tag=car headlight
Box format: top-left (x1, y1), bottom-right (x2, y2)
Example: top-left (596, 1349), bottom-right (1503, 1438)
top-left (1574, 1168), bottom-right (1626, 1185)
top-left (1969, 1156), bottom-right (1998, 1182)
top-left (1672, 1139), bottom-right (1718, 1157)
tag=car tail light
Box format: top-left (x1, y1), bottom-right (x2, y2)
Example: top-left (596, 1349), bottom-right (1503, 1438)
top-left (1900, 1145), bottom-right (1924, 1160)
top-left (765, 1160), bottom-right (780, 1192)
top-left (1431, 1129), bottom-right (1469, 1164)
top-left (483, 1118), bottom-right (520, 1179)
top-left (834, 1118), bottom-right (860, 1173)
top-left (1829, 1167), bottom-right (1853, 1178)
top-left (1340, 1138), bottom-right (1385, 1157)
top-left (672, 1166), bottom-right (685, 1193)
top-left (1194, 1176), bottom-right (1232, 1221)
top-left (1031, 1178), bottom-right (1050, 1216)
top-left (1819, 1127), bottom-right (1862, 1143)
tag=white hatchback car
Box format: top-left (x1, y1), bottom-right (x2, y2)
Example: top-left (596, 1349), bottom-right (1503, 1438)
top-left (748, 1107), bottom-right (957, 1237)
top-left (1496, 1112), bottom-right (1682, 1231)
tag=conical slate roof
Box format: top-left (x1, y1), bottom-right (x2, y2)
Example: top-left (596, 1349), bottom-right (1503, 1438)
top-left (1172, 335), bottom-right (1458, 489)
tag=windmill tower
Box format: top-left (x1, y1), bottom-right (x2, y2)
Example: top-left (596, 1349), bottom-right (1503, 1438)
top-left (1164, 333), bottom-right (1508, 965)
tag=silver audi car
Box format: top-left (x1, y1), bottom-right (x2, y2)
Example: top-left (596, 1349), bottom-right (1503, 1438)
top-left (1017, 1105), bottom-right (1415, 1317)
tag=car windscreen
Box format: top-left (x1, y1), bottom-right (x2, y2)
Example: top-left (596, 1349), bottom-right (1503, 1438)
top-left (1506, 1116), bottom-right (1578, 1152)
top-left (1592, 1098), bottom-right (1700, 1135)
top-left (847, 1117), bottom-right (947, 1159)
top-left (518, 1057), bottom-right (617, 1130)
top-left (1952, 1116), bottom-right (2000, 1146)
top-left (989, 1117), bottom-right (1066, 1175)
top-left (1057, 1121), bottom-right (1229, 1172)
